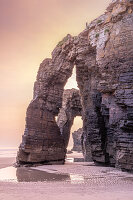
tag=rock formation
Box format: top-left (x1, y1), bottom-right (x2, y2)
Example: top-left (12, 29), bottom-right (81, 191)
top-left (71, 128), bottom-right (83, 152)
top-left (17, 35), bottom-right (75, 164)
top-left (78, 0), bottom-right (133, 170)
top-left (57, 89), bottom-right (82, 148)
top-left (17, 0), bottom-right (133, 171)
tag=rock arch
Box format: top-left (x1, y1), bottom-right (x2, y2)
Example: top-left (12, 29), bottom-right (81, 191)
top-left (17, 0), bottom-right (133, 171)
top-left (17, 34), bottom-right (78, 164)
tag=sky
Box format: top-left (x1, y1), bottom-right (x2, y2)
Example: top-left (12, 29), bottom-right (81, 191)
top-left (0, 0), bottom-right (111, 148)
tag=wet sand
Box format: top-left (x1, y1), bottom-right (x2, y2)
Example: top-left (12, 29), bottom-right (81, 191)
top-left (0, 157), bottom-right (15, 169)
top-left (0, 153), bottom-right (133, 200)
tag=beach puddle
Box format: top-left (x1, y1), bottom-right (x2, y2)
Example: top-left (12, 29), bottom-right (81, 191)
top-left (0, 166), bottom-right (86, 184)
top-left (0, 166), bottom-right (70, 183)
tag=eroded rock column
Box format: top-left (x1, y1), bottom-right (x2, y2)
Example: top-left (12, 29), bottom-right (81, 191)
top-left (17, 35), bottom-right (76, 164)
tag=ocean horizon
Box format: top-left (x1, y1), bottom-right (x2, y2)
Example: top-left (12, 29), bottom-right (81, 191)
top-left (0, 148), bottom-right (18, 158)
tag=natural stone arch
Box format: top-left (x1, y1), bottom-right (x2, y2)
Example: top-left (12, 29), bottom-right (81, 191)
top-left (17, 35), bottom-right (76, 164)
top-left (17, 0), bottom-right (133, 172)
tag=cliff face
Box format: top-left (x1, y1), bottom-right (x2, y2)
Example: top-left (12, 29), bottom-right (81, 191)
top-left (17, 0), bottom-right (133, 171)
top-left (78, 0), bottom-right (133, 170)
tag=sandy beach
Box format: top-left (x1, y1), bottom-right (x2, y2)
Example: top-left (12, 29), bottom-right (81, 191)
top-left (0, 153), bottom-right (133, 200)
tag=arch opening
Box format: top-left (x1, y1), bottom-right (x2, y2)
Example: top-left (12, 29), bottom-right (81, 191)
top-left (17, 34), bottom-right (84, 165)
top-left (64, 66), bottom-right (78, 90)
top-left (67, 116), bottom-right (83, 152)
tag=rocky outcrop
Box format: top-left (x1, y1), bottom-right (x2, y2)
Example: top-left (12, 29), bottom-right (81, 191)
top-left (77, 0), bottom-right (133, 170)
top-left (71, 128), bottom-right (83, 152)
top-left (17, 0), bottom-right (133, 171)
top-left (57, 89), bottom-right (82, 148)
top-left (17, 35), bottom-right (76, 164)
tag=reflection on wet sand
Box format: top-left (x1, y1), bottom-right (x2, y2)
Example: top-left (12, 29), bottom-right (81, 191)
top-left (0, 166), bottom-right (70, 182)
top-left (16, 167), bottom-right (70, 182)
top-left (0, 166), bottom-right (16, 182)
top-left (0, 166), bottom-right (87, 184)
top-left (0, 156), bottom-right (133, 185)
top-left (0, 166), bottom-right (86, 184)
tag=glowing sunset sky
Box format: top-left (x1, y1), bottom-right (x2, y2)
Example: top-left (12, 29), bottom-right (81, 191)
top-left (0, 0), bottom-right (111, 148)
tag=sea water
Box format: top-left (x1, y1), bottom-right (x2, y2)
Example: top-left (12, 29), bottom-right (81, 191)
top-left (0, 148), bottom-right (17, 158)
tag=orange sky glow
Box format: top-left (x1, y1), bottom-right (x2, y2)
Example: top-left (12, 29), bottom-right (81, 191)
top-left (0, 0), bottom-right (111, 148)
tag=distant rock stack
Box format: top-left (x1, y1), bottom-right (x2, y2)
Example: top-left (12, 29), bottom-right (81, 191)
top-left (57, 89), bottom-right (82, 148)
top-left (17, 0), bottom-right (133, 171)
top-left (71, 128), bottom-right (83, 152)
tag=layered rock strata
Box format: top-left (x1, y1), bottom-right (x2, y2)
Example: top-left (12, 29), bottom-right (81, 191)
top-left (17, 0), bottom-right (133, 171)
top-left (78, 0), bottom-right (133, 170)
top-left (17, 35), bottom-right (76, 164)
